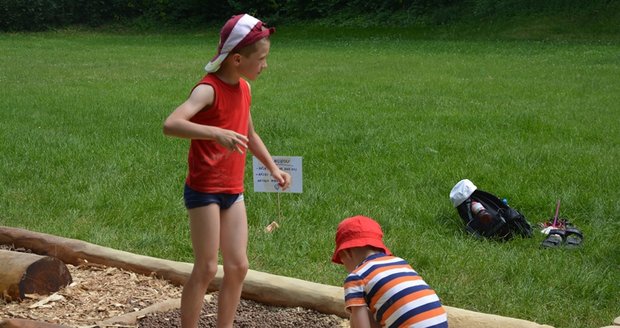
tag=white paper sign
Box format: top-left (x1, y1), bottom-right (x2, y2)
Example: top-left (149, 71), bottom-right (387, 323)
top-left (252, 156), bottom-right (302, 193)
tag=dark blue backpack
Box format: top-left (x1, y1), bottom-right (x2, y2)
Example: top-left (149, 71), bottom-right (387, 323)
top-left (450, 179), bottom-right (533, 240)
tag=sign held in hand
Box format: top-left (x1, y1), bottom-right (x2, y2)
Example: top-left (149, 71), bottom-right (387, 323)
top-left (253, 156), bottom-right (302, 193)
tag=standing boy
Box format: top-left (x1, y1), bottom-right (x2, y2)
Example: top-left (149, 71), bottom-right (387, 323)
top-left (332, 215), bottom-right (449, 328)
top-left (163, 14), bottom-right (291, 328)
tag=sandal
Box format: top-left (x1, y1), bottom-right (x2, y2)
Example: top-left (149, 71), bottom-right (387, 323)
top-left (564, 228), bottom-right (584, 248)
top-left (541, 229), bottom-right (565, 248)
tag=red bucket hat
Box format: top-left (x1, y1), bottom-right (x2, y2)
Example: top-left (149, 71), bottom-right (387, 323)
top-left (332, 215), bottom-right (392, 264)
top-left (205, 14), bottom-right (275, 73)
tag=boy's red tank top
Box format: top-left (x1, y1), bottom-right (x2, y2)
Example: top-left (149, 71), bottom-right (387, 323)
top-left (185, 74), bottom-right (251, 194)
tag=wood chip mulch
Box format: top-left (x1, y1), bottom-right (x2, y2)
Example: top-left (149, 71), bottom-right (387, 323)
top-left (1, 262), bottom-right (182, 327)
top-left (0, 245), bottom-right (348, 328)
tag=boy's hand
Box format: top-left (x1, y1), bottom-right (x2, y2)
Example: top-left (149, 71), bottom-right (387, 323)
top-left (215, 129), bottom-right (248, 154)
top-left (272, 170), bottom-right (292, 190)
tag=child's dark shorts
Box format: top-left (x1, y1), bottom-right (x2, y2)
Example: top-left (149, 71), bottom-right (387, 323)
top-left (184, 184), bottom-right (244, 210)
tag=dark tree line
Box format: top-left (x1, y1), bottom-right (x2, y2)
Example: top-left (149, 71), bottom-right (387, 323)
top-left (0, 0), bottom-right (616, 31)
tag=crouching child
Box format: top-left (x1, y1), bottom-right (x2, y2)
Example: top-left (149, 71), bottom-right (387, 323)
top-left (332, 215), bottom-right (449, 328)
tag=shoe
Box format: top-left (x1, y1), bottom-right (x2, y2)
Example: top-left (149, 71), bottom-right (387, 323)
top-left (541, 229), bottom-right (565, 248)
top-left (540, 227), bottom-right (584, 249)
top-left (564, 227), bottom-right (584, 248)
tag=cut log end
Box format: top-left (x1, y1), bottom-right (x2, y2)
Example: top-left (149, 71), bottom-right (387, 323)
top-left (21, 256), bottom-right (72, 296)
top-left (0, 250), bottom-right (72, 302)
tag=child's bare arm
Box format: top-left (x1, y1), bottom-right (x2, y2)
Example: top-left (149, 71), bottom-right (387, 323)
top-left (163, 84), bottom-right (248, 153)
top-left (247, 114), bottom-right (291, 189)
top-left (349, 306), bottom-right (374, 328)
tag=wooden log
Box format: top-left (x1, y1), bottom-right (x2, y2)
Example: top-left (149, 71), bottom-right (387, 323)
top-left (0, 226), bottom-right (554, 328)
top-left (0, 227), bottom-right (190, 287)
top-left (0, 319), bottom-right (70, 328)
top-left (0, 250), bottom-right (72, 302)
top-left (0, 226), bottom-right (346, 317)
top-left (99, 297), bottom-right (184, 326)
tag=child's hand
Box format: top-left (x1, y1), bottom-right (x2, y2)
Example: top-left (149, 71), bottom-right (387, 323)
top-left (272, 170), bottom-right (292, 190)
top-left (215, 129), bottom-right (248, 154)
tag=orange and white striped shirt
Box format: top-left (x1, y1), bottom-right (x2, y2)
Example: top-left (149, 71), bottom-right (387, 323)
top-left (344, 253), bottom-right (448, 328)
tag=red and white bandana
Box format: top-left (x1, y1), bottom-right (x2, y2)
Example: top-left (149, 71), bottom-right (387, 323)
top-left (205, 14), bottom-right (275, 73)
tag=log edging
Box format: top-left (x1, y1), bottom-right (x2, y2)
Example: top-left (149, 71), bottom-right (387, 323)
top-left (0, 226), bottom-right (555, 328)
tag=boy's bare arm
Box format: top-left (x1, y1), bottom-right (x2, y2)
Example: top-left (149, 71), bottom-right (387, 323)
top-left (247, 114), bottom-right (291, 189)
top-left (349, 306), bottom-right (373, 328)
top-left (163, 84), bottom-right (248, 153)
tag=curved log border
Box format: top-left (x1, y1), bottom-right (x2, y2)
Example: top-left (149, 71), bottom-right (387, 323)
top-left (0, 226), bottom-right (554, 328)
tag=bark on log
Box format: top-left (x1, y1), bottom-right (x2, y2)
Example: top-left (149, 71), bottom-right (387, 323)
top-left (0, 226), bottom-right (554, 328)
top-left (0, 250), bottom-right (72, 302)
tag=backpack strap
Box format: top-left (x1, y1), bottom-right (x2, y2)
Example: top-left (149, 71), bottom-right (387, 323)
top-left (499, 207), bottom-right (533, 238)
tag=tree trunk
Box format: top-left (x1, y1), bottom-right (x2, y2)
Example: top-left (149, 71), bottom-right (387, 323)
top-left (0, 250), bottom-right (72, 302)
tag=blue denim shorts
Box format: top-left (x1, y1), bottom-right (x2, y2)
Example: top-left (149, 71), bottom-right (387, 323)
top-left (184, 184), bottom-right (244, 210)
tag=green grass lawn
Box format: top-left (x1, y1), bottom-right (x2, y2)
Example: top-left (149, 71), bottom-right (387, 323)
top-left (0, 27), bottom-right (618, 328)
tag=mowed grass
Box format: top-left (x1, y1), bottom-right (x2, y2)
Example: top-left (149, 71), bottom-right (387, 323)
top-left (0, 28), bottom-right (618, 328)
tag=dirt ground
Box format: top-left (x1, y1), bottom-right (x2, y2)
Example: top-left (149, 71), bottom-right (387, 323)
top-left (0, 246), bottom-right (347, 328)
top-left (138, 293), bottom-right (346, 328)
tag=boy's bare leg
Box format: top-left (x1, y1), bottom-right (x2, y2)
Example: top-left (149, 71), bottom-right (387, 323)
top-left (181, 205), bottom-right (221, 328)
top-left (216, 200), bottom-right (249, 328)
